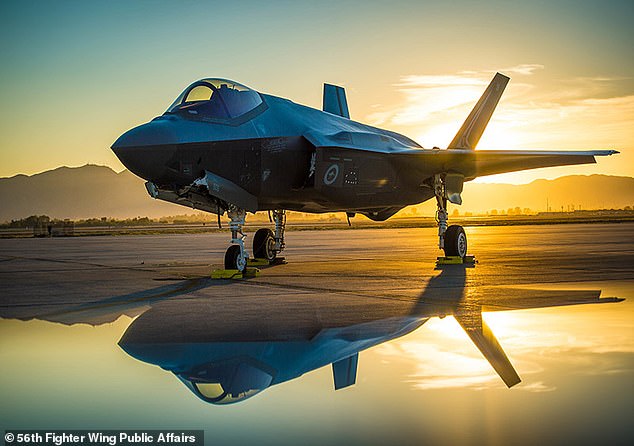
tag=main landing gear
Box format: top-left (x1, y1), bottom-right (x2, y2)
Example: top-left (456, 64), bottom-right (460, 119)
top-left (223, 207), bottom-right (286, 272)
top-left (252, 210), bottom-right (286, 262)
top-left (434, 174), bottom-right (468, 259)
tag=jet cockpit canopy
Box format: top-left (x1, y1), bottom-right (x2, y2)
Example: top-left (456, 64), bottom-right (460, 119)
top-left (166, 78), bottom-right (264, 122)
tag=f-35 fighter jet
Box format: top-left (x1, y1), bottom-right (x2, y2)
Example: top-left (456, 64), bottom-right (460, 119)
top-left (112, 73), bottom-right (617, 270)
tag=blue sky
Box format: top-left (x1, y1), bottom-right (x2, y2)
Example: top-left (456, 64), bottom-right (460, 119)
top-left (1, 0), bottom-right (632, 181)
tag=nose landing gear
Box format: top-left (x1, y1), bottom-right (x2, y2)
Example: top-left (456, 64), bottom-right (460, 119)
top-left (224, 206), bottom-right (249, 272)
top-left (220, 207), bottom-right (287, 276)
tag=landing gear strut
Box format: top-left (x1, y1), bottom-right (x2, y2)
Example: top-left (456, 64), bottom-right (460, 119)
top-left (273, 209), bottom-right (286, 253)
top-left (434, 174), bottom-right (467, 258)
top-left (224, 205), bottom-right (249, 272)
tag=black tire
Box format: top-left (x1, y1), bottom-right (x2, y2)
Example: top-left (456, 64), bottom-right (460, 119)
top-left (224, 245), bottom-right (246, 272)
top-left (444, 225), bottom-right (467, 257)
top-left (253, 228), bottom-right (277, 261)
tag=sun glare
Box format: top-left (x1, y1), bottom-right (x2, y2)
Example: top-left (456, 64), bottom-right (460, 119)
top-left (414, 123), bottom-right (457, 148)
top-left (478, 122), bottom-right (526, 150)
top-left (376, 311), bottom-right (532, 390)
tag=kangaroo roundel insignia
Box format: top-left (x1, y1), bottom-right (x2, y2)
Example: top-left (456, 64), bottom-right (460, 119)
top-left (323, 164), bottom-right (339, 185)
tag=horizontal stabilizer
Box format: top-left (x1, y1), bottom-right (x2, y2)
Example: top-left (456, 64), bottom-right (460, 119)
top-left (454, 310), bottom-right (521, 388)
top-left (448, 73), bottom-right (510, 150)
top-left (323, 84), bottom-right (350, 118)
top-left (464, 149), bottom-right (617, 178)
top-left (479, 288), bottom-right (625, 312)
top-left (397, 149), bottom-right (618, 180)
top-left (332, 353), bottom-right (358, 390)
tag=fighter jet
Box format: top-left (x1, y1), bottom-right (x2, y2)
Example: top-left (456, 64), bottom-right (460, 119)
top-left (118, 275), bottom-right (623, 404)
top-left (111, 73), bottom-right (617, 270)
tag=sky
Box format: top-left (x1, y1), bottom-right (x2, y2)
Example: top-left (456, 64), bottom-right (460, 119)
top-left (0, 0), bottom-right (632, 183)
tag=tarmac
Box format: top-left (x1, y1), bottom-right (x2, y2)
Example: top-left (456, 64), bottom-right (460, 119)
top-left (0, 223), bottom-right (633, 324)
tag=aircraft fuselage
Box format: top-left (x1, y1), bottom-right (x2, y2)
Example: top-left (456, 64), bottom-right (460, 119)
top-left (113, 88), bottom-right (431, 218)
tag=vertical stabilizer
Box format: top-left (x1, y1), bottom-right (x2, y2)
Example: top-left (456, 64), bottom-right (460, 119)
top-left (448, 72), bottom-right (510, 150)
top-left (332, 353), bottom-right (358, 389)
top-left (454, 309), bottom-right (521, 387)
top-left (323, 83), bottom-right (350, 118)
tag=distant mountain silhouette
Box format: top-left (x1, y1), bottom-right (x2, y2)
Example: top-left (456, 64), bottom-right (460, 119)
top-left (0, 165), bottom-right (184, 221)
top-left (1, 165), bottom-right (633, 222)
top-left (461, 174), bottom-right (634, 213)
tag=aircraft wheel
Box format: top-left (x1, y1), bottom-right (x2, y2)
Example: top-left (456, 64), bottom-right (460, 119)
top-left (224, 245), bottom-right (247, 272)
top-left (253, 228), bottom-right (277, 261)
top-left (444, 225), bottom-right (467, 258)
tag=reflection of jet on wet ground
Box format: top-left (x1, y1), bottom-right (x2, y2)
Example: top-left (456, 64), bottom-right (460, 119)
top-left (117, 268), bottom-right (623, 404)
top-left (111, 74), bottom-right (617, 270)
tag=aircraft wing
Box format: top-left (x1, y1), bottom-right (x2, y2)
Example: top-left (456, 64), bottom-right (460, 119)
top-left (398, 149), bottom-right (618, 181)
top-left (332, 353), bottom-right (359, 390)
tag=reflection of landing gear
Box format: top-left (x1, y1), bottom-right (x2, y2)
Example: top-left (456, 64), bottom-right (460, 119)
top-left (253, 209), bottom-right (286, 262)
top-left (224, 206), bottom-right (248, 272)
top-left (434, 174), bottom-right (467, 258)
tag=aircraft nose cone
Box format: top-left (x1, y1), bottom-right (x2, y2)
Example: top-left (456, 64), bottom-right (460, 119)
top-left (112, 119), bottom-right (178, 149)
top-left (111, 120), bottom-right (177, 182)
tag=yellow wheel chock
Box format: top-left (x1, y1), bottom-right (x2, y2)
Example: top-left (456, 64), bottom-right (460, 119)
top-left (436, 255), bottom-right (476, 266)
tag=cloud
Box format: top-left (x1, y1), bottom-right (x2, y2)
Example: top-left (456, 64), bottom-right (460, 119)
top-left (498, 64), bottom-right (545, 75)
top-left (377, 337), bottom-right (547, 391)
top-left (366, 69), bottom-right (525, 130)
top-left (374, 307), bottom-right (634, 392)
top-left (477, 94), bottom-right (634, 149)
top-left (396, 65), bottom-right (543, 89)
top-left (364, 68), bottom-right (634, 151)
top-left (396, 75), bottom-right (488, 88)
top-left (518, 381), bottom-right (556, 392)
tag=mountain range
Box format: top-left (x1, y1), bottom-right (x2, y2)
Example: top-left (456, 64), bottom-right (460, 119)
top-left (1, 165), bottom-right (632, 222)
top-left (0, 165), bottom-right (182, 221)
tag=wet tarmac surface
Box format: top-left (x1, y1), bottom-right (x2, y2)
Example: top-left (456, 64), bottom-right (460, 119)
top-left (1, 224), bottom-right (632, 319)
top-left (1, 223), bottom-right (633, 445)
